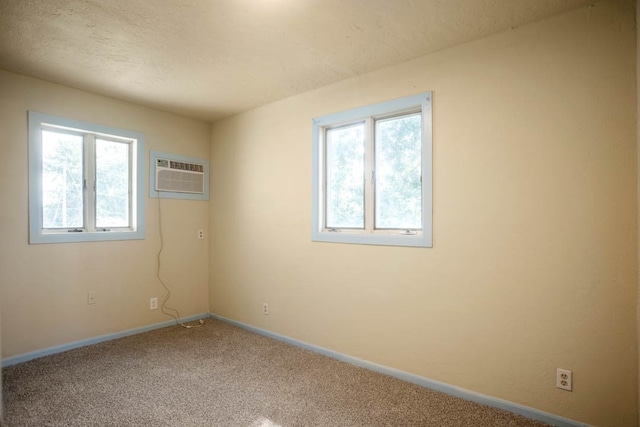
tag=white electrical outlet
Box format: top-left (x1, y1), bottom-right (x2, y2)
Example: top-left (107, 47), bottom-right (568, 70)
top-left (198, 230), bottom-right (204, 240)
top-left (556, 368), bottom-right (573, 391)
top-left (262, 303), bottom-right (269, 315)
top-left (150, 297), bottom-right (158, 310)
top-left (87, 292), bottom-right (96, 305)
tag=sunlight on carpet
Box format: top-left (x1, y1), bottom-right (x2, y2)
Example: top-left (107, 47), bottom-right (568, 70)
top-left (250, 417), bottom-right (282, 427)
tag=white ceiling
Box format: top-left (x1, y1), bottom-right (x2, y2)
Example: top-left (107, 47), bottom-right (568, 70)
top-left (0, 0), bottom-right (594, 122)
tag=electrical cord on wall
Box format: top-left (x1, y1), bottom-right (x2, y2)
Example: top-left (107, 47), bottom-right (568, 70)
top-left (156, 192), bottom-right (204, 329)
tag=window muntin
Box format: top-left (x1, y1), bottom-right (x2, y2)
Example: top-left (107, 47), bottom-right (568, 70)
top-left (311, 92), bottom-right (432, 248)
top-left (29, 111), bottom-right (145, 244)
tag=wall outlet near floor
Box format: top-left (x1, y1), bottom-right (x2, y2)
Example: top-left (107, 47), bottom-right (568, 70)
top-left (198, 229), bottom-right (204, 239)
top-left (87, 292), bottom-right (96, 305)
top-left (150, 297), bottom-right (158, 310)
top-left (262, 303), bottom-right (269, 315)
top-left (556, 368), bottom-right (573, 391)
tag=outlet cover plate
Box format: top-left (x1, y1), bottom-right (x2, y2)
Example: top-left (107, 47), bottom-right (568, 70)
top-left (556, 368), bottom-right (572, 391)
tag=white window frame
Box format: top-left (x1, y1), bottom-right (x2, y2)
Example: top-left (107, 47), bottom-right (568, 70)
top-left (28, 111), bottom-right (145, 244)
top-left (311, 92), bottom-right (432, 248)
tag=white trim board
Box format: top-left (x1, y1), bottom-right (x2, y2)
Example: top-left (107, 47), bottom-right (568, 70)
top-left (209, 313), bottom-right (589, 427)
top-left (2, 313), bottom-right (209, 368)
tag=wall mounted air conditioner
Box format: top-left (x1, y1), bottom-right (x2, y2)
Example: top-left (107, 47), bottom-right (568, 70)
top-left (150, 151), bottom-right (209, 200)
top-left (155, 158), bottom-right (205, 194)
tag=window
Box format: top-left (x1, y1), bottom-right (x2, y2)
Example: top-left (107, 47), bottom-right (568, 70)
top-left (28, 111), bottom-right (145, 244)
top-left (311, 92), bottom-right (432, 247)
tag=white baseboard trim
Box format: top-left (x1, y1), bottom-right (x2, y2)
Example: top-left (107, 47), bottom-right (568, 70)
top-left (209, 312), bottom-right (589, 427)
top-left (2, 313), bottom-right (209, 368)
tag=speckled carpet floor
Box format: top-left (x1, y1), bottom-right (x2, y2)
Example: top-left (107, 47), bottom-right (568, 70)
top-left (3, 318), bottom-right (549, 426)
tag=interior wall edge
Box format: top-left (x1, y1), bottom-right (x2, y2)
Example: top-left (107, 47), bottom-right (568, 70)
top-left (1, 313), bottom-right (210, 368)
top-left (209, 313), bottom-right (589, 427)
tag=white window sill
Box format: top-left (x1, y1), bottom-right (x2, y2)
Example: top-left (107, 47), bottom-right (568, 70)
top-left (30, 229), bottom-right (145, 244)
top-left (311, 230), bottom-right (431, 248)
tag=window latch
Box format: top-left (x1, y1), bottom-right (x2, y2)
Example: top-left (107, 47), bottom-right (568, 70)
top-left (98, 228), bottom-right (110, 232)
top-left (327, 228), bottom-right (340, 233)
top-left (401, 230), bottom-right (417, 235)
top-left (67, 228), bottom-right (83, 233)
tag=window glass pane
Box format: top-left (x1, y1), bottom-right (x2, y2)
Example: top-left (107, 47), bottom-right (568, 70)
top-left (325, 123), bottom-right (365, 228)
top-left (375, 113), bottom-right (422, 229)
top-left (42, 130), bottom-right (84, 228)
top-left (96, 139), bottom-right (130, 228)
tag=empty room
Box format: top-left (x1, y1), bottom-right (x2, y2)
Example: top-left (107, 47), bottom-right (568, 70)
top-left (0, 0), bottom-right (637, 425)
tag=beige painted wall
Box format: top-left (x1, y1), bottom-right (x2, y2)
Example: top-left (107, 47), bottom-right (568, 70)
top-left (0, 70), bottom-right (211, 359)
top-left (209, 0), bottom-right (637, 425)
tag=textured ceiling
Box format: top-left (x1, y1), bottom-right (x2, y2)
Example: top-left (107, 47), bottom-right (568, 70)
top-left (0, 0), bottom-right (594, 122)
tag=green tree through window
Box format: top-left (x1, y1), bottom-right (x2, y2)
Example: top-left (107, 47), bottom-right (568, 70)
top-left (375, 113), bottom-right (422, 229)
top-left (42, 130), bottom-right (84, 228)
top-left (29, 110), bottom-right (145, 244)
top-left (312, 92), bottom-right (432, 247)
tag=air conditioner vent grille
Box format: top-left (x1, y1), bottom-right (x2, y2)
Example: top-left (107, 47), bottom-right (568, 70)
top-left (155, 158), bottom-right (205, 194)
